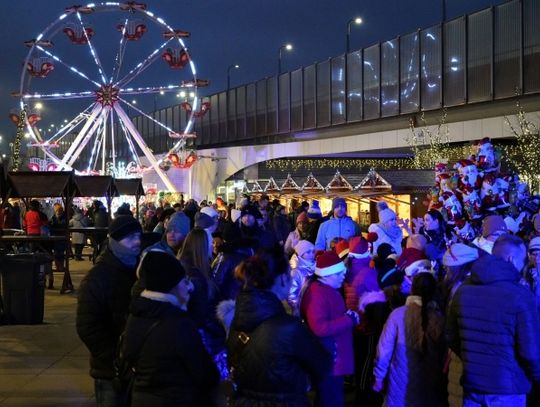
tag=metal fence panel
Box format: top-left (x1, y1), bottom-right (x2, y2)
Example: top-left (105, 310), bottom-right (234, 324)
top-left (236, 86), bottom-right (246, 139)
top-left (494, 0), bottom-right (521, 98)
top-left (218, 92), bottom-right (227, 143)
top-left (400, 32), bottom-right (420, 113)
top-left (364, 44), bottom-right (380, 119)
top-left (256, 79), bottom-right (267, 136)
top-left (331, 56), bottom-right (346, 124)
top-left (317, 60), bottom-right (331, 127)
top-left (443, 17), bottom-right (466, 106)
top-left (278, 73), bottom-right (290, 133)
top-left (421, 25), bottom-right (442, 110)
top-left (524, 0), bottom-right (540, 93)
top-left (347, 50), bottom-right (363, 122)
top-left (267, 76), bottom-right (278, 135)
top-left (227, 89), bottom-right (236, 142)
top-left (303, 64), bottom-right (316, 129)
top-left (246, 84), bottom-right (256, 138)
top-left (468, 9), bottom-right (493, 102)
top-left (291, 69), bottom-right (303, 131)
top-left (381, 39), bottom-right (399, 117)
top-left (210, 94), bottom-right (219, 143)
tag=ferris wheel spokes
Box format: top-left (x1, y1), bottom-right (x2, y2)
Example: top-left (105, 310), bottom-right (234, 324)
top-left (57, 103), bottom-right (103, 170)
top-left (21, 90), bottom-right (96, 101)
top-left (75, 12), bottom-right (107, 84)
top-left (114, 102), bottom-right (176, 191)
top-left (67, 106), bottom-right (111, 169)
top-left (114, 37), bottom-right (174, 88)
top-left (110, 18), bottom-right (130, 85)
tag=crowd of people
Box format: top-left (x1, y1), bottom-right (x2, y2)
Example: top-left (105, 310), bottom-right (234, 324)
top-left (69, 193), bottom-right (540, 407)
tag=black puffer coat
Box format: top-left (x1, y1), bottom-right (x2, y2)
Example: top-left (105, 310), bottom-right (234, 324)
top-left (76, 246), bottom-right (137, 379)
top-left (228, 288), bottom-right (332, 406)
top-left (123, 296), bottom-right (219, 407)
top-left (447, 254), bottom-right (540, 395)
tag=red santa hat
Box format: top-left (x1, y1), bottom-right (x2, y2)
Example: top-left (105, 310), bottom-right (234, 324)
top-left (397, 248), bottom-right (428, 276)
top-left (335, 240), bottom-right (349, 259)
top-left (348, 236), bottom-right (370, 259)
top-left (454, 159), bottom-right (476, 173)
top-left (315, 251), bottom-right (346, 277)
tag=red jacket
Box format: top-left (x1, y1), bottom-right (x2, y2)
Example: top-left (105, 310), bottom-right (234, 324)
top-left (24, 210), bottom-right (47, 235)
top-left (300, 280), bottom-right (354, 376)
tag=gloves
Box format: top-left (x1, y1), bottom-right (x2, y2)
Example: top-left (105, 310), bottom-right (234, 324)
top-left (345, 309), bottom-right (360, 326)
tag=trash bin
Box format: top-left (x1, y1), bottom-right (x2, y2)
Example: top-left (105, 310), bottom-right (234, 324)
top-left (0, 253), bottom-right (52, 324)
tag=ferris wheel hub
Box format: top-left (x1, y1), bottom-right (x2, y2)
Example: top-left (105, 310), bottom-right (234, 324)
top-left (95, 84), bottom-right (120, 106)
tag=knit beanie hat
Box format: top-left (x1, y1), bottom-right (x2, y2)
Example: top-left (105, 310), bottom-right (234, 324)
top-left (406, 234), bottom-right (428, 252)
top-left (166, 212), bottom-right (191, 236)
top-left (195, 212), bottom-right (215, 229)
top-left (241, 205), bottom-right (261, 219)
top-left (109, 215), bottom-right (142, 241)
top-left (332, 197), bottom-right (347, 210)
top-left (377, 201), bottom-right (396, 224)
top-left (377, 243), bottom-right (396, 261)
top-left (308, 200), bottom-right (322, 219)
top-left (335, 239), bottom-right (350, 259)
top-left (201, 206), bottom-right (218, 219)
top-left (139, 251), bottom-right (186, 293)
top-left (296, 211), bottom-right (309, 224)
top-left (481, 215), bottom-right (508, 238)
top-left (530, 237), bottom-right (540, 251)
top-left (294, 240), bottom-right (315, 258)
top-left (349, 236), bottom-right (370, 259)
top-left (377, 258), bottom-right (404, 289)
top-left (442, 243), bottom-right (479, 267)
top-left (315, 251), bottom-right (346, 276)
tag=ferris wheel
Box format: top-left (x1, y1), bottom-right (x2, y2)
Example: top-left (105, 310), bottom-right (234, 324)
top-left (16, 2), bottom-right (209, 191)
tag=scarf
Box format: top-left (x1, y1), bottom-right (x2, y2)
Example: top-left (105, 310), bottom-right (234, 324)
top-left (140, 289), bottom-right (187, 311)
top-left (108, 238), bottom-right (139, 268)
top-left (296, 255), bottom-right (315, 274)
top-left (379, 222), bottom-right (403, 241)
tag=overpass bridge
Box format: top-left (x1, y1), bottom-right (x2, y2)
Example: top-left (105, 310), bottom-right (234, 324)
top-left (129, 0), bottom-right (540, 199)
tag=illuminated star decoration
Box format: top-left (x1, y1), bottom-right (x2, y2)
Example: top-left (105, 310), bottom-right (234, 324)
top-left (95, 85), bottom-right (120, 107)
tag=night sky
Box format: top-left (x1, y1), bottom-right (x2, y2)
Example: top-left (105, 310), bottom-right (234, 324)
top-left (0, 0), bottom-right (506, 156)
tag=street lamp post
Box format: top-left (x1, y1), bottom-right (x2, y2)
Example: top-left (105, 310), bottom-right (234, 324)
top-left (346, 17), bottom-right (363, 54)
top-left (227, 64), bottom-right (240, 90)
top-left (278, 43), bottom-right (293, 75)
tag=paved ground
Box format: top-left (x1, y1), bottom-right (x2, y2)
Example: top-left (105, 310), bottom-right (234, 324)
top-left (0, 255), bottom-right (369, 407)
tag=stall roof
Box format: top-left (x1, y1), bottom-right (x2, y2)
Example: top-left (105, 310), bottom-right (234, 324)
top-left (74, 175), bottom-right (118, 198)
top-left (6, 171), bottom-right (80, 198)
top-left (114, 178), bottom-right (145, 197)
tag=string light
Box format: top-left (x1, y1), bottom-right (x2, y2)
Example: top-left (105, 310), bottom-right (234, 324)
top-left (12, 109), bottom-right (26, 171)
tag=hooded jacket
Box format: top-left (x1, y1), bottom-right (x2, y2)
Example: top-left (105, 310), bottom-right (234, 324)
top-left (228, 288), bottom-right (331, 406)
top-left (314, 215), bottom-right (360, 250)
top-left (76, 246), bottom-right (138, 379)
top-left (446, 254), bottom-right (540, 395)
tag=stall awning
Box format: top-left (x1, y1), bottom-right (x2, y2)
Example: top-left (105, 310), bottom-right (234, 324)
top-left (74, 175), bottom-right (118, 199)
top-left (6, 171), bottom-right (79, 198)
top-left (114, 178), bottom-right (145, 197)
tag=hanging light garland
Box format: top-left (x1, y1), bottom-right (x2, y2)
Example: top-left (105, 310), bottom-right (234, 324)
top-left (12, 108), bottom-right (26, 171)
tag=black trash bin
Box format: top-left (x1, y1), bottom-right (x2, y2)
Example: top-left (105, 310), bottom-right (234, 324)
top-left (0, 253), bottom-right (52, 324)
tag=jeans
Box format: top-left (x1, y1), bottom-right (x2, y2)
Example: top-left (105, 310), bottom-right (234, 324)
top-left (95, 378), bottom-right (123, 407)
top-left (463, 392), bottom-right (526, 407)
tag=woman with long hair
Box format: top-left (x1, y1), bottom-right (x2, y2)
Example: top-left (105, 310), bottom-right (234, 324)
top-left (227, 248), bottom-right (332, 406)
top-left (373, 272), bottom-right (447, 407)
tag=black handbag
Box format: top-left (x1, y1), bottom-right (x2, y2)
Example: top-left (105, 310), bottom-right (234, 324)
top-left (113, 320), bottom-right (161, 406)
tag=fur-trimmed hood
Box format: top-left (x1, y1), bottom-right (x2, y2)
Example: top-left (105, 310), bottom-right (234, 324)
top-left (358, 290), bottom-right (386, 312)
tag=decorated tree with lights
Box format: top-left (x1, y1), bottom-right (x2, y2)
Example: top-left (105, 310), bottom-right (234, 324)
top-left (406, 110), bottom-right (451, 169)
top-left (12, 108), bottom-right (26, 172)
top-left (504, 101), bottom-right (540, 193)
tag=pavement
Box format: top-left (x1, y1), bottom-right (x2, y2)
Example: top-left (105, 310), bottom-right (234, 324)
top-left (0, 257), bottom-right (94, 407)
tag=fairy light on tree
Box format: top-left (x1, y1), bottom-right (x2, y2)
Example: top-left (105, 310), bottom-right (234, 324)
top-left (504, 100), bottom-right (540, 193)
top-left (12, 108), bottom-right (26, 171)
top-left (406, 110), bottom-right (451, 169)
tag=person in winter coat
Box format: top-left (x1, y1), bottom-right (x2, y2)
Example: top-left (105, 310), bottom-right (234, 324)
top-left (287, 240), bottom-right (316, 316)
top-left (23, 199), bottom-right (48, 236)
top-left (69, 207), bottom-right (90, 261)
top-left (228, 249), bottom-right (332, 406)
top-left (76, 215), bottom-right (142, 407)
top-left (239, 205), bottom-right (277, 250)
top-left (272, 204), bottom-right (291, 247)
top-left (284, 211), bottom-right (310, 257)
top-left (122, 250), bottom-right (219, 407)
top-left (300, 251), bottom-right (361, 407)
top-left (90, 200), bottom-right (109, 263)
top-left (373, 272), bottom-right (447, 407)
top-left (50, 204), bottom-right (73, 293)
top-left (315, 198), bottom-right (360, 251)
top-left (471, 214), bottom-right (508, 255)
top-left (344, 236), bottom-right (376, 311)
top-left (440, 243), bottom-right (479, 407)
top-left (446, 234), bottom-right (540, 407)
top-left (417, 209), bottom-right (448, 271)
top-left (369, 201), bottom-right (404, 256)
top-left (522, 236), bottom-right (540, 313)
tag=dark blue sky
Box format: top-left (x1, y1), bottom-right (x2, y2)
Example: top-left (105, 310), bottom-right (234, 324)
top-left (0, 0), bottom-right (505, 155)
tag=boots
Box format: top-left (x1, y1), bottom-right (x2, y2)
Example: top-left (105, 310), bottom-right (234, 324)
top-left (55, 259), bottom-right (74, 294)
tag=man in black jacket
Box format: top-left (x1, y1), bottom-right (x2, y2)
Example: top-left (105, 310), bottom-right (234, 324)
top-left (447, 234), bottom-right (540, 407)
top-left (76, 215), bottom-right (142, 407)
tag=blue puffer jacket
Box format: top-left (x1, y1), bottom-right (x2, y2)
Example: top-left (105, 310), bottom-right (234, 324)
top-left (314, 216), bottom-right (360, 250)
top-left (446, 255), bottom-right (540, 395)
